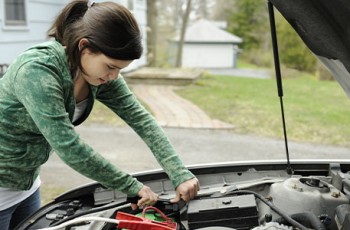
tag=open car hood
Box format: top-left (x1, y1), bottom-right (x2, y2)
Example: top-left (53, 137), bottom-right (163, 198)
top-left (271, 0), bottom-right (350, 99)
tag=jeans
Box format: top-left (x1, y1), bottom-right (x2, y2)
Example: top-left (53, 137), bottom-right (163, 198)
top-left (0, 188), bottom-right (41, 230)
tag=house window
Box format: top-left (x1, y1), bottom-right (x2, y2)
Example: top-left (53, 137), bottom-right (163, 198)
top-left (4, 0), bottom-right (27, 26)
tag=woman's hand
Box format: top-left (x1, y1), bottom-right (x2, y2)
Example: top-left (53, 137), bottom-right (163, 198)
top-left (131, 185), bottom-right (159, 210)
top-left (171, 178), bottom-right (200, 203)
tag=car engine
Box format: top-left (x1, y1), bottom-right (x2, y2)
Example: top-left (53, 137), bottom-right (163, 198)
top-left (15, 161), bottom-right (350, 230)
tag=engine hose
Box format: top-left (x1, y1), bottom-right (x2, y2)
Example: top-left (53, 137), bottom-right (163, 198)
top-left (225, 190), bottom-right (311, 230)
top-left (274, 212), bottom-right (326, 230)
top-left (49, 201), bottom-right (130, 227)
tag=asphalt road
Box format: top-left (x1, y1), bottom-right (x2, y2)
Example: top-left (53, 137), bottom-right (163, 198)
top-left (41, 123), bottom-right (350, 190)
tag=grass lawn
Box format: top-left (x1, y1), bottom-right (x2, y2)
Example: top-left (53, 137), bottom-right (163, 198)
top-left (84, 72), bottom-right (350, 147)
top-left (175, 73), bottom-right (350, 147)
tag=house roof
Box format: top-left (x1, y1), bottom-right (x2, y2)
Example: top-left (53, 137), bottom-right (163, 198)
top-left (172, 19), bottom-right (243, 44)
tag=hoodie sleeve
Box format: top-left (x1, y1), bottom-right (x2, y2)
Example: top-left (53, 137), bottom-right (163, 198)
top-left (96, 76), bottom-right (195, 189)
top-left (13, 60), bottom-right (143, 196)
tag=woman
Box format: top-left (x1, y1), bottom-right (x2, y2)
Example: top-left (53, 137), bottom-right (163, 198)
top-left (0, 1), bottom-right (199, 229)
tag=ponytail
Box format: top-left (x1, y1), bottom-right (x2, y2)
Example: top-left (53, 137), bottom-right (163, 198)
top-left (48, 0), bottom-right (88, 44)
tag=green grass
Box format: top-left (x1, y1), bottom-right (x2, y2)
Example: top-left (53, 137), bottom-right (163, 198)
top-left (237, 59), bottom-right (260, 69)
top-left (176, 74), bottom-right (350, 146)
top-left (82, 73), bottom-right (350, 147)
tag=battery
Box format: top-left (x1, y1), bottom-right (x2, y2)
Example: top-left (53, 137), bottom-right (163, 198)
top-left (187, 194), bottom-right (259, 229)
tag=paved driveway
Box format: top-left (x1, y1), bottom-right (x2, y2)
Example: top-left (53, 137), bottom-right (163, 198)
top-left (41, 124), bottom-right (350, 190)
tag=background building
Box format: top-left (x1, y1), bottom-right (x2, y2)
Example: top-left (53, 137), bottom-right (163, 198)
top-left (169, 19), bottom-right (243, 68)
top-left (0, 0), bottom-right (147, 72)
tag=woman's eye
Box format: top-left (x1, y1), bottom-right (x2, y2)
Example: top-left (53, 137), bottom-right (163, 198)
top-left (107, 65), bottom-right (115, 70)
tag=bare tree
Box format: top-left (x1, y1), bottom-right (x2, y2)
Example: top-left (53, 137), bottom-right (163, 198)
top-left (175, 0), bottom-right (192, 67)
top-left (146, 0), bottom-right (157, 66)
top-left (195, 0), bottom-right (208, 19)
top-left (211, 0), bottom-right (236, 21)
top-left (173, 0), bottom-right (183, 29)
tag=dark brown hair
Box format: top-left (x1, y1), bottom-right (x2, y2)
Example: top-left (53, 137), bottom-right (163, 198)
top-left (48, 0), bottom-right (143, 76)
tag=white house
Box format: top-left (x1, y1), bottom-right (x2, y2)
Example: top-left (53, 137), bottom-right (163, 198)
top-left (0, 0), bottom-right (147, 72)
top-left (169, 19), bottom-right (243, 68)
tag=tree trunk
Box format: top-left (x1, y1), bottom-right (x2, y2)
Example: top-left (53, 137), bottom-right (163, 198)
top-left (147, 0), bottom-right (157, 66)
top-left (175, 0), bottom-right (192, 68)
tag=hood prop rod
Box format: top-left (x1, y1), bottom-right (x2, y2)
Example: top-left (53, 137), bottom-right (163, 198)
top-left (268, 1), bottom-right (293, 175)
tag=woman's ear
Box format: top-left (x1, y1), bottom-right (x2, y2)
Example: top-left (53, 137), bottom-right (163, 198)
top-left (78, 38), bottom-right (89, 51)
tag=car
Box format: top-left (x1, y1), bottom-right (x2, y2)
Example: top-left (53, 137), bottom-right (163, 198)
top-left (15, 0), bottom-right (350, 229)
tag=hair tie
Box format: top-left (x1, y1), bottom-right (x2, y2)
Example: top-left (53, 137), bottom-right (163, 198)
top-left (88, 1), bottom-right (95, 8)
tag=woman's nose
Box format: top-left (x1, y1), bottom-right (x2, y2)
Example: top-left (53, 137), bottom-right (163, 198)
top-left (109, 70), bottom-right (119, 80)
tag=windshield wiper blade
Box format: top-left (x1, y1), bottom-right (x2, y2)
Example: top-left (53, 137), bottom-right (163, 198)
top-left (268, 1), bottom-right (293, 175)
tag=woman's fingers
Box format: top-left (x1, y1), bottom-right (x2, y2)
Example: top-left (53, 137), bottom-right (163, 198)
top-left (136, 185), bottom-right (159, 209)
top-left (133, 178), bottom-right (200, 209)
top-left (171, 178), bottom-right (200, 203)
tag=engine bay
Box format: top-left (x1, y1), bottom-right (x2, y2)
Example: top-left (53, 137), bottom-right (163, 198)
top-left (16, 161), bottom-right (350, 230)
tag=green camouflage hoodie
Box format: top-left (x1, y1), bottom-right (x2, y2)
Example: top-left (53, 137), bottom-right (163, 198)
top-left (0, 41), bottom-right (194, 196)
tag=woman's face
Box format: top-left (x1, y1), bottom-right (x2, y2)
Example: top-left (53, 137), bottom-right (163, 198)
top-left (79, 39), bottom-right (133, 86)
